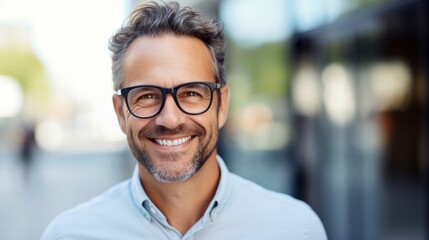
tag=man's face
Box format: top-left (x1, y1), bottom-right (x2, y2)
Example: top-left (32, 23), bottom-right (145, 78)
top-left (113, 35), bottom-right (229, 183)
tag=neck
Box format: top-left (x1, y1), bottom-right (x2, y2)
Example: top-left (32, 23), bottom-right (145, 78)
top-left (138, 154), bottom-right (220, 235)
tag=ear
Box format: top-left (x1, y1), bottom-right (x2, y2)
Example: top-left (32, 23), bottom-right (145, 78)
top-left (218, 86), bottom-right (230, 129)
top-left (112, 94), bottom-right (127, 134)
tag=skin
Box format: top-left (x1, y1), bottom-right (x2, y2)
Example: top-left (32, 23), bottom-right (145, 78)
top-left (112, 35), bottom-right (229, 235)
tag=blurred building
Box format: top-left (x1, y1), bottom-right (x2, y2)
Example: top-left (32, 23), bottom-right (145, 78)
top-left (289, 0), bottom-right (428, 239)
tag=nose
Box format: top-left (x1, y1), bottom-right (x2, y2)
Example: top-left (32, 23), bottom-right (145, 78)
top-left (154, 94), bottom-right (186, 129)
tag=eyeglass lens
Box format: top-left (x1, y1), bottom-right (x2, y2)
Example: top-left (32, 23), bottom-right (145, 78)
top-left (126, 83), bottom-right (213, 118)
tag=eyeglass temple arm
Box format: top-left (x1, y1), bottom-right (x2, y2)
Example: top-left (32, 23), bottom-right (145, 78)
top-left (216, 82), bottom-right (226, 88)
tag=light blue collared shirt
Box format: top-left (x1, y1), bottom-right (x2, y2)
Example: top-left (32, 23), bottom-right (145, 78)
top-left (41, 156), bottom-right (327, 239)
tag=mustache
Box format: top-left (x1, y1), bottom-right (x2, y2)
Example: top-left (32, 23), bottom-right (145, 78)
top-left (139, 124), bottom-right (204, 139)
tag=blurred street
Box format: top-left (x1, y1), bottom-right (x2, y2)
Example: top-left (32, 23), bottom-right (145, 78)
top-left (0, 148), bottom-right (134, 240)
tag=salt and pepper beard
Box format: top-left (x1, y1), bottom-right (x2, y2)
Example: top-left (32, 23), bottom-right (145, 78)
top-left (127, 124), bottom-right (217, 183)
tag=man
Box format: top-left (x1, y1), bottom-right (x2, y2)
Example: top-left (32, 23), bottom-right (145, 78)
top-left (41, 1), bottom-right (327, 239)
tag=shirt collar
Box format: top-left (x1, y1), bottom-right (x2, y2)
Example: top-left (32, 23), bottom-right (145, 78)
top-left (207, 155), bottom-right (232, 221)
top-left (130, 165), bottom-right (152, 221)
top-left (130, 155), bottom-right (232, 222)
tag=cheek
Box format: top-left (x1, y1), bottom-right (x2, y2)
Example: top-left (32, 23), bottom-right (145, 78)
top-left (192, 110), bottom-right (219, 133)
top-left (126, 116), bottom-right (151, 138)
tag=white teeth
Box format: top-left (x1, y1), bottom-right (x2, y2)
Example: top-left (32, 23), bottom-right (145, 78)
top-left (155, 136), bottom-right (191, 147)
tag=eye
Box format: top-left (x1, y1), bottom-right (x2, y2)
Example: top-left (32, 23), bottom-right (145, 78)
top-left (183, 91), bottom-right (202, 97)
top-left (139, 93), bottom-right (156, 99)
top-left (128, 87), bottom-right (162, 106)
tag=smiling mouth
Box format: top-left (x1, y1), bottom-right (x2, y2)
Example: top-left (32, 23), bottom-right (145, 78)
top-left (153, 136), bottom-right (192, 147)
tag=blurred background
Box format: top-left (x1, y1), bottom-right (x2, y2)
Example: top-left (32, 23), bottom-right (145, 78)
top-left (0, 0), bottom-right (427, 239)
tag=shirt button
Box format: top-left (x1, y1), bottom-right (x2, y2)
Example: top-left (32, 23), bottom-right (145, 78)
top-left (150, 207), bottom-right (157, 215)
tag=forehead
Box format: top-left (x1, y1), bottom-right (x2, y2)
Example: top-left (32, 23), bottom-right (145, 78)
top-left (122, 35), bottom-right (214, 87)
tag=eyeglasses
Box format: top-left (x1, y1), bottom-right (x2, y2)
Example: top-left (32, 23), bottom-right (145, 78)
top-left (117, 81), bottom-right (226, 119)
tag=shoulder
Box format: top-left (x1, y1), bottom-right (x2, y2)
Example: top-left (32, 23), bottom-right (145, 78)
top-left (225, 173), bottom-right (327, 239)
top-left (40, 180), bottom-right (135, 239)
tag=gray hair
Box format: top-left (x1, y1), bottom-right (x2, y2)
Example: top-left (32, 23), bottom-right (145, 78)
top-left (108, 1), bottom-right (226, 90)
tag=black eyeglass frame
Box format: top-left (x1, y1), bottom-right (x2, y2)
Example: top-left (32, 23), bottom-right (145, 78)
top-left (117, 81), bottom-right (226, 119)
